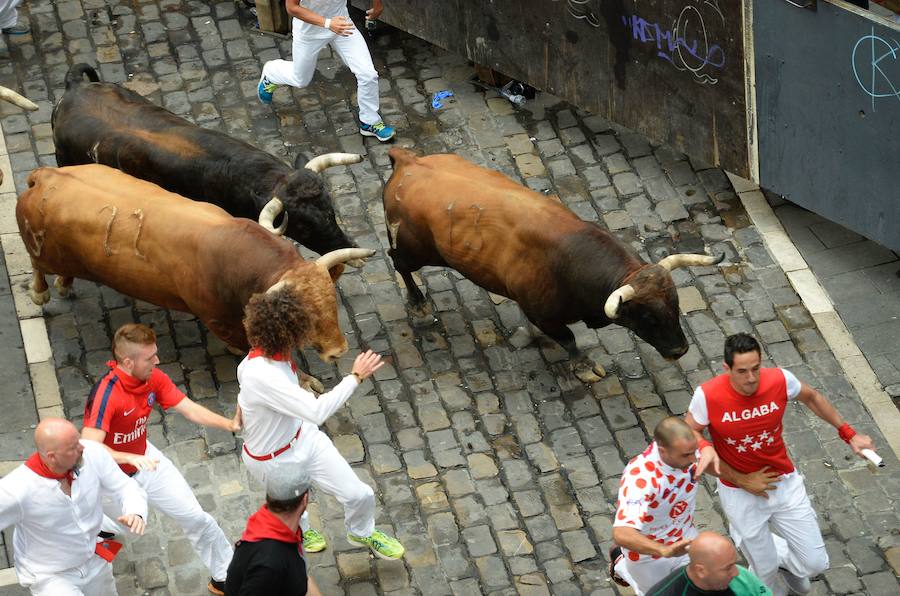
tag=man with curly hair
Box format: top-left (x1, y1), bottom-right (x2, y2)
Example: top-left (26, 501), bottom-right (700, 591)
top-left (237, 286), bottom-right (405, 560)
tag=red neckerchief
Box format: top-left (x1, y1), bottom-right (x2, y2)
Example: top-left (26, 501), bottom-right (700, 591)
top-left (241, 504), bottom-right (303, 555)
top-left (105, 360), bottom-right (148, 392)
top-left (25, 452), bottom-right (74, 485)
top-left (247, 348), bottom-right (298, 373)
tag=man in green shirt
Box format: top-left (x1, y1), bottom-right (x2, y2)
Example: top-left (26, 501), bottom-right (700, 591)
top-left (647, 532), bottom-right (771, 595)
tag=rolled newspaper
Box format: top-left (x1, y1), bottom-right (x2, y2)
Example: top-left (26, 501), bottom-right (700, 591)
top-left (860, 448), bottom-right (884, 467)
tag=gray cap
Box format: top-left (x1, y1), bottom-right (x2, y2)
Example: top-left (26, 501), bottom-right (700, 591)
top-left (266, 466), bottom-right (312, 501)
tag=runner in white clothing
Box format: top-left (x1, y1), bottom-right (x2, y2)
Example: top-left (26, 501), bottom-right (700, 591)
top-left (610, 417), bottom-right (701, 596)
top-left (0, 419), bottom-right (147, 596)
top-left (237, 289), bottom-right (405, 560)
top-left (257, 0), bottom-right (397, 142)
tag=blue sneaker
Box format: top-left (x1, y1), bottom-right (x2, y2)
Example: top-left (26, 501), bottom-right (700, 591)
top-left (257, 74), bottom-right (276, 104)
top-left (359, 121), bottom-right (395, 142)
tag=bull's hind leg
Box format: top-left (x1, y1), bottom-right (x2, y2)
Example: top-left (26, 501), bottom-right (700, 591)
top-left (54, 275), bottom-right (74, 298)
top-left (386, 231), bottom-right (430, 317)
top-left (28, 265), bottom-right (50, 305)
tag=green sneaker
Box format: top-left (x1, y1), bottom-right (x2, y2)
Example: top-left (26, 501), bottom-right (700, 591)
top-left (302, 529), bottom-right (327, 553)
top-left (347, 528), bottom-right (405, 560)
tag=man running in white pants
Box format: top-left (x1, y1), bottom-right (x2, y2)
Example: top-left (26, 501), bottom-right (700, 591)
top-left (257, 0), bottom-right (396, 142)
top-left (687, 333), bottom-right (874, 595)
top-left (237, 288), bottom-right (405, 560)
top-left (0, 418), bottom-right (147, 595)
top-left (610, 417), bottom-right (700, 596)
top-left (82, 324), bottom-right (241, 596)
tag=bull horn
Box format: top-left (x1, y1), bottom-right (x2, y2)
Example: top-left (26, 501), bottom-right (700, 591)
top-left (657, 252), bottom-right (725, 271)
top-left (304, 153), bottom-right (363, 173)
top-left (316, 248), bottom-right (376, 270)
top-left (258, 197), bottom-right (288, 236)
top-left (604, 284), bottom-right (636, 319)
top-left (0, 86), bottom-right (38, 111)
top-left (265, 280), bottom-right (290, 294)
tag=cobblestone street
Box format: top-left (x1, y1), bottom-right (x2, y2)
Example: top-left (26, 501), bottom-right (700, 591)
top-left (1, 1), bottom-right (898, 595)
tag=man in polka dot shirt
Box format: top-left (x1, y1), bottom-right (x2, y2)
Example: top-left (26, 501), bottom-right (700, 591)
top-left (610, 417), bottom-right (701, 595)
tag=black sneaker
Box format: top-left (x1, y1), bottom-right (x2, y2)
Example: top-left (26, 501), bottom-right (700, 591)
top-left (208, 578), bottom-right (225, 595)
top-left (608, 545), bottom-right (629, 587)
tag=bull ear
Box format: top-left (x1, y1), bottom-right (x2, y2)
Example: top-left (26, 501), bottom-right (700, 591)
top-left (327, 263), bottom-right (345, 282)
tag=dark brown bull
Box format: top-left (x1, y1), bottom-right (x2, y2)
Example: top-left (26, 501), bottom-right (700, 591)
top-left (52, 64), bottom-right (365, 265)
top-left (16, 164), bottom-right (372, 361)
top-left (383, 148), bottom-right (723, 381)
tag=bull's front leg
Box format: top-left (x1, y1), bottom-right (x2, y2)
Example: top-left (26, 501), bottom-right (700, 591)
top-left (387, 248), bottom-right (430, 318)
top-left (533, 320), bottom-right (606, 383)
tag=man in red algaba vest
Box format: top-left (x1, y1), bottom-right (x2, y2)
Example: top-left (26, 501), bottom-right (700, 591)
top-left (686, 333), bottom-right (874, 596)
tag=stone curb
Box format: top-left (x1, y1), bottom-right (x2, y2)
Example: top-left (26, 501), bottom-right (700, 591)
top-left (0, 129), bottom-right (64, 425)
top-left (728, 172), bottom-right (900, 460)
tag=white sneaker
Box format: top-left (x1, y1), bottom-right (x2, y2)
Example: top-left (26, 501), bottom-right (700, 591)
top-left (779, 568), bottom-right (811, 594)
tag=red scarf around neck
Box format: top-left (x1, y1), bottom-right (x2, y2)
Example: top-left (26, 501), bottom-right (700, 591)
top-left (25, 452), bottom-right (74, 484)
top-left (241, 504), bottom-right (303, 554)
top-left (248, 348), bottom-right (298, 372)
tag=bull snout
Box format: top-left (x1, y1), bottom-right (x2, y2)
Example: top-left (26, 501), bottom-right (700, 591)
top-left (663, 344), bottom-right (690, 360)
top-left (317, 339), bottom-right (349, 363)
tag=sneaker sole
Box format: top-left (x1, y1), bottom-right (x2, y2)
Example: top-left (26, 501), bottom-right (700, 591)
top-left (257, 73), bottom-right (273, 105)
top-left (303, 543), bottom-right (327, 553)
top-left (359, 129), bottom-right (395, 142)
top-left (347, 537), bottom-right (404, 560)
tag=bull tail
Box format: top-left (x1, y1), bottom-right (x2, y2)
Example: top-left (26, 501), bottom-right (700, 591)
top-left (65, 63), bottom-right (100, 88)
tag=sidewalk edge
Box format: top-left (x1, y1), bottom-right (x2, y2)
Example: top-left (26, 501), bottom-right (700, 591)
top-left (728, 172), bottom-right (900, 461)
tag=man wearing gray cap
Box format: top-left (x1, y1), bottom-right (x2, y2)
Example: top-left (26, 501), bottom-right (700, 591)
top-left (225, 466), bottom-right (321, 595)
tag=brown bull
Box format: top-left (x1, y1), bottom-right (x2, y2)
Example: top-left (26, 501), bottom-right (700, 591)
top-left (16, 165), bottom-right (371, 360)
top-left (383, 148), bottom-right (723, 381)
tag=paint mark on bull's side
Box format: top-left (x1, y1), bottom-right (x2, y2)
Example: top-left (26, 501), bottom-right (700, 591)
top-left (852, 27), bottom-right (900, 112)
top-left (22, 217), bottom-right (45, 257)
top-left (388, 220), bottom-right (400, 250)
top-left (99, 204), bottom-right (119, 257)
top-left (131, 209), bottom-right (147, 260)
top-left (467, 204), bottom-right (485, 251)
top-left (88, 141), bottom-right (100, 163)
top-left (446, 201), bottom-right (456, 249)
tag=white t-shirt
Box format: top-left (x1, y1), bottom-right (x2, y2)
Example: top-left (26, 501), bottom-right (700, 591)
top-left (613, 442), bottom-right (699, 563)
top-left (237, 355), bottom-right (359, 457)
top-left (689, 369), bottom-right (801, 426)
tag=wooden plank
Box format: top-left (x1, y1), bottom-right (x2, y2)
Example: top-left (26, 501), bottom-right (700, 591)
top-left (353, 0), bottom-right (749, 175)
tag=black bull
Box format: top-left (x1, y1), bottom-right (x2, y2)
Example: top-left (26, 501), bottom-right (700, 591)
top-left (52, 63), bottom-right (360, 258)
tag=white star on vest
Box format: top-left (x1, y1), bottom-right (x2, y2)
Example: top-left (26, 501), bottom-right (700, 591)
top-left (750, 441), bottom-right (762, 451)
top-left (741, 434), bottom-right (754, 445)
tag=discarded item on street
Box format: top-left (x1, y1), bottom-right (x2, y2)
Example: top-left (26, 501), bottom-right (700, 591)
top-left (431, 90), bottom-right (454, 109)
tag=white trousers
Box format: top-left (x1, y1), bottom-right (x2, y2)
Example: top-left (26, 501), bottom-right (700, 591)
top-left (0, 0), bottom-right (22, 29)
top-left (261, 17), bottom-right (381, 125)
top-left (242, 424), bottom-right (375, 537)
top-left (103, 442), bottom-right (232, 582)
top-left (614, 553), bottom-right (689, 596)
top-left (718, 472), bottom-right (829, 596)
top-left (17, 555), bottom-right (116, 596)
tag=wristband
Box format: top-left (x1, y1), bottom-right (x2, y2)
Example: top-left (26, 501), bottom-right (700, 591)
top-left (698, 439), bottom-right (713, 451)
top-left (351, 371), bottom-right (361, 383)
top-left (838, 423), bottom-right (856, 444)
top-left (324, 18), bottom-right (332, 30)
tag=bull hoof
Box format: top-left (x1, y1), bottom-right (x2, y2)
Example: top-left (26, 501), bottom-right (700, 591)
top-left (409, 302), bottom-right (433, 319)
top-left (573, 361), bottom-right (606, 384)
top-left (488, 292), bottom-right (507, 305)
top-left (301, 373), bottom-right (324, 395)
top-left (29, 285), bottom-right (50, 305)
top-left (54, 277), bottom-right (72, 298)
